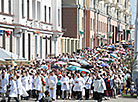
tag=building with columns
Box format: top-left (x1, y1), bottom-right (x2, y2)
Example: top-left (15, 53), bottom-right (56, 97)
top-left (62, 0), bottom-right (131, 51)
top-left (0, 0), bottom-right (63, 60)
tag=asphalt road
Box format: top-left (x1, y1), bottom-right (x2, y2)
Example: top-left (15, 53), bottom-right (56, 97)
top-left (4, 97), bottom-right (137, 102)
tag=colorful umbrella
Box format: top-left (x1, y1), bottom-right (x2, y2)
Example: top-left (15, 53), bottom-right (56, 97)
top-left (41, 65), bottom-right (48, 69)
top-left (100, 63), bottom-right (109, 67)
top-left (55, 61), bottom-right (67, 65)
top-left (66, 65), bottom-right (79, 71)
top-left (77, 67), bottom-right (90, 73)
top-left (68, 62), bottom-right (81, 67)
top-left (110, 54), bottom-right (118, 58)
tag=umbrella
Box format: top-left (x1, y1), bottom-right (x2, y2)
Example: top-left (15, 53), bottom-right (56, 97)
top-left (66, 65), bottom-right (79, 71)
top-left (77, 67), bottom-right (90, 73)
top-left (100, 49), bottom-right (105, 52)
top-left (100, 58), bottom-right (109, 61)
top-left (68, 62), bottom-right (81, 67)
top-left (121, 40), bottom-right (126, 43)
top-left (118, 51), bottom-right (126, 55)
top-left (110, 54), bottom-right (118, 58)
top-left (55, 61), bottom-right (67, 65)
top-left (51, 65), bottom-right (61, 69)
top-left (41, 65), bottom-right (48, 69)
top-left (81, 65), bottom-right (94, 69)
top-left (107, 59), bottom-right (114, 64)
top-left (100, 63), bottom-right (109, 67)
top-left (78, 60), bottom-right (89, 65)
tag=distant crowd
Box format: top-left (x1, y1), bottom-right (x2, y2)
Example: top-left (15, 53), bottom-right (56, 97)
top-left (0, 42), bottom-right (137, 102)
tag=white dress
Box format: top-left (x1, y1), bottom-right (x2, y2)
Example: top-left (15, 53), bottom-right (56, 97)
top-left (0, 78), bottom-right (8, 93)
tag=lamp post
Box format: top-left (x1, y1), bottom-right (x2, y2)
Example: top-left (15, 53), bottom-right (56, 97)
top-left (133, 0), bottom-right (138, 81)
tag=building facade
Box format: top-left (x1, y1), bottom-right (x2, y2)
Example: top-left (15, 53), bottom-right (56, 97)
top-left (62, 0), bottom-right (131, 51)
top-left (0, 0), bottom-right (63, 60)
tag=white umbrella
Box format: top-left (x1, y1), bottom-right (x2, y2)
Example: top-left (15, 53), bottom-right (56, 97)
top-left (68, 62), bottom-right (81, 67)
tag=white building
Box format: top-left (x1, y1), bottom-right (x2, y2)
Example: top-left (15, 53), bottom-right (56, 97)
top-left (0, 0), bottom-right (63, 60)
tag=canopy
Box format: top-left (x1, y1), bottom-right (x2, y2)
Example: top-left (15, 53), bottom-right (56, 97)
top-left (0, 48), bottom-right (26, 61)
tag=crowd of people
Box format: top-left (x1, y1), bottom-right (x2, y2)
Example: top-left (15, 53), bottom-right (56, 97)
top-left (0, 42), bottom-right (137, 102)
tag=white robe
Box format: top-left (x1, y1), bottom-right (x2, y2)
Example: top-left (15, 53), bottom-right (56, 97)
top-left (0, 78), bottom-right (8, 93)
top-left (9, 80), bottom-right (18, 97)
top-left (93, 78), bottom-right (106, 93)
top-left (35, 76), bottom-right (42, 91)
top-left (21, 76), bottom-right (29, 91)
top-left (84, 76), bottom-right (92, 89)
top-left (61, 76), bottom-right (69, 91)
top-left (48, 75), bottom-right (57, 99)
top-left (73, 77), bottom-right (85, 91)
top-left (16, 78), bottom-right (29, 97)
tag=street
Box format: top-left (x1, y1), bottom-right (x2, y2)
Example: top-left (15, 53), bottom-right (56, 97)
top-left (2, 97), bottom-right (137, 102)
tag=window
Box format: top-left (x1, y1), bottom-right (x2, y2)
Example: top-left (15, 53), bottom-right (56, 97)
top-left (35, 36), bottom-right (37, 57)
top-left (8, 0), bottom-right (11, 14)
top-left (44, 6), bottom-right (47, 22)
top-left (10, 32), bottom-right (12, 52)
top-left (2, 33), bottom-right (5, 49)
top-left (58, 9), bottom-right (60, 26)
top-left (49, 7), bottom-right (51, 23)
top-left (40, 36), bottom-right (42, 58)
top-left (32, 0), bottom-right (35, 19)
top-left (82, 17), bottom-right (84, 29)
top-left (90, 18), bottom-right (92, 30)
top-left (93, 19), bottom-right (95, 30)
top-left (28, 34), bottom-right (31, 60)
top-left (22, 33), bottom-right (25, 58)
top-left (22, 0), bottom-right (24, 17)
top-left (37, 1), bottom-right (40, 20)
top-left (1, 0), bottom-right (4, 12)
top-left (27, 0), bottom-right (29, 19)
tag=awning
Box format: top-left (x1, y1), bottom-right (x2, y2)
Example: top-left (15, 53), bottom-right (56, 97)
top-left (0, 48), bottom-right (26, 61)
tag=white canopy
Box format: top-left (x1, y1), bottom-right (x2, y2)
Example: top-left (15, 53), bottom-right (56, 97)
top-left (0, 48), bottom-right (26, 61)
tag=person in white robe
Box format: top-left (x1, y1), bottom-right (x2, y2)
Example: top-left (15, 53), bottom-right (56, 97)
top-left (84, 73), bottom-right (92, 100)
top-left (68, 75), bottom-right (73, 99)
top-left (73, 74), bottom-right (85, 100)
top-left (8, 76), bottom-right (19, 102)
top-left (34, 72), bottom-right (42, 101)
top-left (93, 74), bottom-right (106, 102)
top-left (16, 74), bottom-right (28, 100)
top-left (48, 71), bottom-right (57, 101)
top-left (61, 73), bottom-right (69, 99)
top-left (0, 74), bottom-right (8, 101)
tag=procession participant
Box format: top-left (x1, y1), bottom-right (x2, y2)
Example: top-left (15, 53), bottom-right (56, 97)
top-left (61, 73), bottom-right (69, 99)
top-left (73, 74), bottom-right (85, 100)
top-left (68, 74), bottom-right (73, 99)
top-left (34, 71), bottom-right (42, 101)
top-left (48, 71), bottom-right (57, 101)
top-left (84, 73), bottom-right (92, 100)
top-left (56, 75), bottom-right (62, 99)
top-left (0, 74), bottom-right (8, 102)
top-left (93, 74), bottom-right (106, 102)
top-left (16, 74), bottom-right (28, 100)
top-left (28, 71), bottom-right (33, 98)
top-left (21, 71), bottom-right (29, 100)
top-left (8, 76), bottom-right (19, 102)
top-left (135, 75), bottom-right (138, 98)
